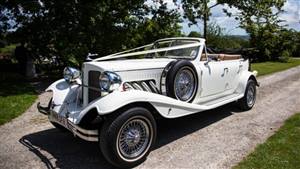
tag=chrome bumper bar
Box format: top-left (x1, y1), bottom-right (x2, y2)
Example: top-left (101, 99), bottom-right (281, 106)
top-left (37, 102), bottom-right (99, 142)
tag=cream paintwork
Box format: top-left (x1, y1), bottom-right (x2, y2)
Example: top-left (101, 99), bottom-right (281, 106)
top-left (45, 37), bottom-right (257, 129)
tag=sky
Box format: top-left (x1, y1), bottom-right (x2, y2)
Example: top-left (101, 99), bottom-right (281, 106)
top-left (161, 0), bottom-right (300, 35)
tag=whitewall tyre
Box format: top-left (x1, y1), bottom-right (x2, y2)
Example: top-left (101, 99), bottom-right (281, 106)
top-left (99, 107), bottom-right (157, 168)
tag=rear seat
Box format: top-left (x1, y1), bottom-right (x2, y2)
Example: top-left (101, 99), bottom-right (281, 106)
top-left (218, 54), bottom-right (241, 60)
top-left (201, 54), bottom-right (241, 61)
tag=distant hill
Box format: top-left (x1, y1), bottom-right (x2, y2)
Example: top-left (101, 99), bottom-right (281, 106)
top-left (226, 35), bottom-right (250, 40)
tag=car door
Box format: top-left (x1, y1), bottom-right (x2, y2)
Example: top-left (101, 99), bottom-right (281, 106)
top-left (221, 60), bottom-right (241, 92)
top-left (199, 60), bottom-right (227, 98)
top-left (197, 48), bottom-right (228, 98)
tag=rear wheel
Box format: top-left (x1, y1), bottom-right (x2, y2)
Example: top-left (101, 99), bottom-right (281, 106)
top-left (99, 107), bottom-right (156, 168)
top-left (237, 79), bottom-right (256, 110)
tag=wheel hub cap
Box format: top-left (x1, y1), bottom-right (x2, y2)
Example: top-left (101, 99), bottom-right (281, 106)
top-left (125, 129), bottom-right (141, 146)
top-left (117, 118), bottom-right (151, 160)
top-left (247, 86), bottom-right (255, 106)
top-left (174, 68), bottom-right (195, 101)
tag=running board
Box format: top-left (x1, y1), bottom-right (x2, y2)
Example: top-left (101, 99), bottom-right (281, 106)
top-left (148, 92), bottom-right (244, 118)
top-left (200, 93), bottom-right (242, 107)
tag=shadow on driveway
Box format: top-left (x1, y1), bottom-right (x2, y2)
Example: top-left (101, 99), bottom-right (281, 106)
top-left (19, 103), bottom-right (241, 169)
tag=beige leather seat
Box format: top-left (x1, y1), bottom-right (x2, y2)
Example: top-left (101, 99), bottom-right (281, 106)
top-left (201, 54), bottom-right (241, 61)
top-left (218, 54), bottom-right (241, 60)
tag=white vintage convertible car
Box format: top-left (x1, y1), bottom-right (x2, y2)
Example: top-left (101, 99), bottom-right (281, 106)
top-left (38, 37), bottom-right (259, 168)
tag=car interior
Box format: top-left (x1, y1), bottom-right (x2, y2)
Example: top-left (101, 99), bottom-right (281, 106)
top-left (201, 46), bottom-right (242, 61)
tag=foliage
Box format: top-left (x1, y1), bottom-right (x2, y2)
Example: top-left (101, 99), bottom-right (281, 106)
top-left (188, 31), bottom-right (201, 38)
top-left (179, 0), bottom-right (286, 40)
top-left (294, 32), bottom-right (300, 57)
top-left (230, 0), bottom-right (292, 61)
top-left (0, 44), bottom-right (16, 55)
top-left (188, 23), bottom-right (249, 50)
top-left (0, 0), bottom-right (181, 66)
top-left (179, 0), bottom-right (293, 62)
top-left (252, 58), bottom-right (300, 76)
top-left (245, 22), bottom-right (298, 62)
top-left (234, 113), bottom-right (300, 169)
top-left (179, 0), bottom-right (218, 39)
top-left (0, 73), bottom-right (37, 125)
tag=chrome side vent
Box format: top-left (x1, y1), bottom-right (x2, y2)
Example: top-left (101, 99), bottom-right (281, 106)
top-left (124, 80), bottom-right (159, 94)
top-left (141, 82), bottom-right (152, 92)
top-left (132, 82), bottom-right (143, 90)
top-left (148, 80), bottom-right (159, 93)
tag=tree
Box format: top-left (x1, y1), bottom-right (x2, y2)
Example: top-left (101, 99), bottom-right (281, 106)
top-left (188, 23), bottom-right (249, 51)
top-left (188, 31), bottom-right (201, 37)
top-left (0, 0), bottom-right (181, 66)
top-left (179, 0), bottom-right (219, 40)
top-left (124, 0), bottom-right (182, 48)
top-left (178, 0), bottom-right (286, 41)
top-left (231, 0), bottom-right (287, 61)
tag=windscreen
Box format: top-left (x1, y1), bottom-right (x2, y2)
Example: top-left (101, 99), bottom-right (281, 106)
top-left (94, 38), bottom-right (202, 61)
top-left (147, 39), bottom-right (200, 59)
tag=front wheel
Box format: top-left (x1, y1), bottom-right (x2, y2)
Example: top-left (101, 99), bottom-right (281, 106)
top-left (237, 79), bottom-right (257, 110)
top-left (99, 107), bottom-right (157, 168)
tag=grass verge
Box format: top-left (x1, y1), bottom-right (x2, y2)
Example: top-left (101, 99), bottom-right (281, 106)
top-left (252, 58), bottom-right (300, 76)
top-left (0, 73), bottom-right (37, 125)
top-left (234, 113), bottom-right (300, 169)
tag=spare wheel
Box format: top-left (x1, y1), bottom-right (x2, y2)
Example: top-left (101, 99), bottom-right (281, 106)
top-left (164, 60), bottom-right (198, 103)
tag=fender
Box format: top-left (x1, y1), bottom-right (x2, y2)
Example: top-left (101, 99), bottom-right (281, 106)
top-left (46, 79), bottom-right (81, 115)
top-left (75, 89), bottom-right (243, 124)
top-left (235, 71), bottom-right (259, 94)
top-left (47, 72), bottom-right (258, 124)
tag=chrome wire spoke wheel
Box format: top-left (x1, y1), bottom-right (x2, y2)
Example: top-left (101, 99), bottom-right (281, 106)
top-left (246, 85), bottom-right (256, 107)
top-left (117, 116), bottom-right (152, 161)
top-left (174, 67), bottom-right (196, 102)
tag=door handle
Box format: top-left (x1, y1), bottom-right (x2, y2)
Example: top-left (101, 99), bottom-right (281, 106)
top-left (222, 68), bottom-right (229, 77)
top-left (238, 65), bottom-right (243, 73)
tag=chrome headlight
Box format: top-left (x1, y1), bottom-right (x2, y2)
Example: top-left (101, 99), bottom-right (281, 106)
top-left (63, 67), bottom-right (81, 82)
top-left (99, 71), bottom-right (122, 92)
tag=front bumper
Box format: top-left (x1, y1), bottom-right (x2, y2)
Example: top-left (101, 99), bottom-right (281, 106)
top-left (37, 101), bottom-right (99, 142)
top-left (37, 102), bottom-right (50, 115)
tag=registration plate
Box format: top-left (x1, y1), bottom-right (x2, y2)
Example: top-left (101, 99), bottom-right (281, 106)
top-left (51, 112), bottom-right (69, 129)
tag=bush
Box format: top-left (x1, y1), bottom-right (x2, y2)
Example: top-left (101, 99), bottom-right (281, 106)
top-left (278, 50), bottom-right (291, 63)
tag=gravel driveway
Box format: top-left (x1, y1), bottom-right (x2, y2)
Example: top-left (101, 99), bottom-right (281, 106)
top-left (1, 66), bottom-right (300, 169)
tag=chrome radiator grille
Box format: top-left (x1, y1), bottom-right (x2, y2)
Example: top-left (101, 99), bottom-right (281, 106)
top-left (88, 71), bottom-right (101, 103)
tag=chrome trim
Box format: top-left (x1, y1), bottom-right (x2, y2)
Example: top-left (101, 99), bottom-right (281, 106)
top-left (149, 81), bottom-right (159, 93)
top-left (141, 82), bottom-right (152, 92)
top-left (132, 82), bottom-right (143, 90)
top-left (63, 67), bottom-right (81, 82)
top-left (49, 111), bottom-right (98, 142)
top-left (99, 71), bottom-right (122, 92)
top-left (114, 67), bottom-right (164, 72)
top-left (124, 80), bottom-right (159, 94)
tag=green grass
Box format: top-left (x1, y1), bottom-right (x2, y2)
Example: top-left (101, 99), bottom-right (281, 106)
top-left (252, 58), bottom-right (300, 76)
top-left (0, 44), bottom-right (16, 55)
top-left (0, 73), bottom-right (37, 125)
top-left (234, 113), bottom-right (300, 169)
